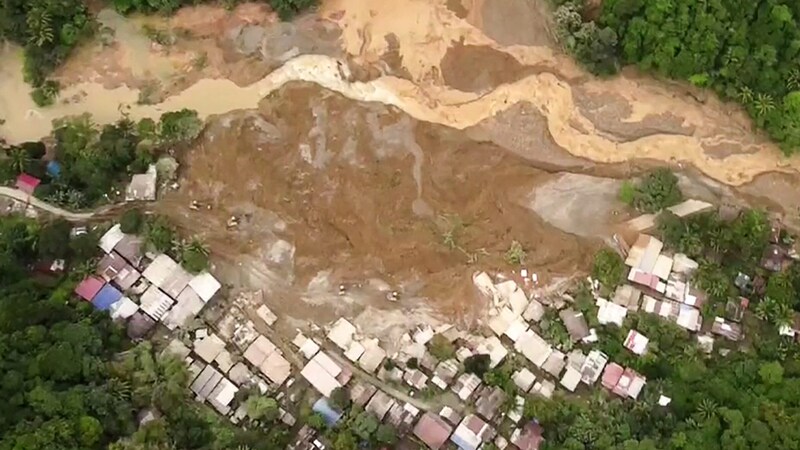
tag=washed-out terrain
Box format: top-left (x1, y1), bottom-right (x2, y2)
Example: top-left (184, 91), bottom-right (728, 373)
top-left (1, 0), bottom-right (799, 340)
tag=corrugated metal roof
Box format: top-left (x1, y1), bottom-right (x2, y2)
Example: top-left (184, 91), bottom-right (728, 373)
top-left (99, 224), bottom-right (125, 254)
top-left (139, 285), bottom-right (174, 321)
top-left (142, 254), bottom-right (179, 288)
top-left (188, 272), bottom-right (221, 302)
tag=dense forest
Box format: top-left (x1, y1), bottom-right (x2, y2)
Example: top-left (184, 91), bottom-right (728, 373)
top-left (0, 215), bottom-right (289, 450)
top-left (553, 0), bottom-right (800, 155)
top-left (0, 0), bottom-right (317, 104)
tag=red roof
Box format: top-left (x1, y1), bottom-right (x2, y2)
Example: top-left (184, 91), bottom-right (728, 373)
top-left (74, 276), bottom-right (106, 301)
top-left (16, 173), bottom-right (41, 195)
top-left (413, 413), bottom-right (453, 449)
top-left (601, 363), bottom-right (624, 390)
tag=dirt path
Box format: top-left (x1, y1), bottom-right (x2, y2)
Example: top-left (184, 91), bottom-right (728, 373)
top-left (0, 186), bottom-right (96, 220)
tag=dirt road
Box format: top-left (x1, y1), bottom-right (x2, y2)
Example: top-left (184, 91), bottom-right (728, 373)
top-left (0, 187), bottom-right (95, 220)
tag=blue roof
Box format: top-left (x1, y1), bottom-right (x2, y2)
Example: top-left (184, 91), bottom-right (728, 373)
top-left (46, 160), bottom-right (62, 177)
top-left (93, 283), bottom-right (123, 311)
top-left (450, 433), bottom-right (478, 450)
top-left (312, 398), bottom-right (343, 426)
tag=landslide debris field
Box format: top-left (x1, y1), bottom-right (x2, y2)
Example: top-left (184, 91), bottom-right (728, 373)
top-left (3, 0), bottom-right (800, 336)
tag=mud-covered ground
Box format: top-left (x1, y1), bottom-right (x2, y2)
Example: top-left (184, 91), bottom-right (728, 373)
top-left (2, 0), bottom-right (800, 337)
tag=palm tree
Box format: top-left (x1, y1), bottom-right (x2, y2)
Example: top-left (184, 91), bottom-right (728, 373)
top-left (26, 6), bottom-right (54, 47)
top-left (754, 298), bottom-right (773, 321)
top-left (788, 68), bottom-right (800, 91)
top-left (696, 398), bottom-right (718, 420)
top-left (8, 147), bottom-right (29, 174)
top-left (736, 86), bottom-right (754, 104)
top-left (753, 93), bottom-right (776, 117)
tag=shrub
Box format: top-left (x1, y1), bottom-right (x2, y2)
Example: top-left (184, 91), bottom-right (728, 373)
top-left (428, 334), bottom-right (456, 361)
top-left (631, 168), bottom-right (683, 213)
top-left (464, 354), bottom-right (491, 376)
top-left (30, 80), bottom-right (60, 107)
top-left (592, 248), bottom-right (625, 291)
top-left (119, 208), bottom-right (144, 234)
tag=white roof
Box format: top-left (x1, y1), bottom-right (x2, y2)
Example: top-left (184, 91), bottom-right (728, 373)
top-left (642, 295), bottom-right (658, 313)
top-left (209, 377), bottom-right (238, 415)
top-left (313, 352), bottom-right (342, 377)
top-left (244, 335), bottom-right (278, 366)
top-left (627, 375), bottom-right (646, 399)
top-left (139, 285), bottom-right (174, 321)
top-left (413, 325), bottom-right (435, 345)
top-left (504, 317), bottom-right (528, 342)
top-left (109, 296), bottom-right (139, 320)
top-left (596, 298), bottom-right (627, 327)
top-left (496, 280), bottom-right (528, 314)
top-left (162, 287), bottom-right (205, 330)
top-left (452, 415), bottom-right (488, 450)
top-left (298, 337), bottom-right (321, 360)
top-left (344, 341), bottom-right (366, 362)
top-left (522, 298), bottom-right (545, 322)
top-left (358, 341), bottom-right (386, 373)
top-left (256, 305), bottom-right (277, 326)
top-left (515, 330), bottom-right (552, 367)
top-left (194, 333), bottom-right (226, 363)
top-left (126, 165), bottom-right (158, 201)
top-left (672, 253), bottom-right (699, 274)
top-left (560, 366), bottom-right (581, 391)
top-left (188, 272), bottom-right (221, 302)
top-left (142, 254), bottom-right (179, 288)
top-left (301, 359), bottom-right (341, 397)
top-left (473, 271), bottom-right (497, 299)
top-left (488, 307), bottom-right (517, 337)
top-left (653, 254), bottom-right (674, 280)
top-left (624, 330), bottom-right (649, 355)
top-left (99, 224), bottom-right (125, 254)
top-left (676, 305), bottom-right (701, 331)
top-left (512, 368), bottom-right (536, 392)
top-left (327, 318), bottom-right (356, 350)
top-left (260, 351), bottom-right (291, 386)
top-left (476, 336), bottom-right (508, 368)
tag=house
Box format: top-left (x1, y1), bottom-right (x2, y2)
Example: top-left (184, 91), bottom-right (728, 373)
top-left (386, 402), bottom-right (420, 430)
top-left (126, 164), bottom-right (157, 201)
top-left (404, 369), bottom-right (429, 390)
top-left (531, 380), bottom-right (555, 399)
top-left (597, 298), bottom-right (627, 326)
top-left (624, 234), bottom-right (664, 273)
top-left (344, 341), bottom-right (366, 362)
top-left (139, 285), bottom-right (174, 321)
top-left (515, 330), bottom-right (553, 367)
top-left (127, 312), bottom-right (156, 340)
top-left (191, 365), bottom-right (224, 402)
top-left (194, 333), bottom-right (226, 363)
top-left (451, 415), bottom-right (494, 450)
top-left (228, 362), bottom-right (255, 386)
top-left (96, 252), bottom-right (129, 282)
top-left (109, 296), bottom-right (139, 320)
top-left (512, 368), bottom-right (536, 392)
top-left (208, 378), bottom-right (238, 415)
top-left (301, 352), bottom-right (343, 397)
top-left (451, 373), bottom-right (481, 401)
top-left (414, 412), bottom-right (453, 450)
top-left (671, 253), bottom-right (699, 274)
top-left (420, 351), bottom-right (439, 372)
top-left (439, 406), bottom-right (462, 426)
top-left (349, 381), bottom-right (377, 407)
top-left (510, 422), bottom-right (544, 450)
top-left (559, 366), bottom-right (581, 392)
top-left (559, 309), bottom-right (590, 342)
top-left (115, 234), bottom-right (145, 268)
top-left (624, 330), bottom-right (649, 355)
top-left (628, 268), bottom-right (664, 293)
top-left (475, 386), bottom-right (507, 422)
top-left (358, 340), bottom-right (387, 373)
top-left (142, 254), bottom-right (180, 288)
top-left (579, 350), bottom-right (608, 385)
top-left (16, 173), bottom-right (40, 195)
top-left (261, 351), bottom-right (292, 386)
top-left (328, 318), bottom-right (356, 351)
top-left (542, 350), bottom-right (566, 377)
top-left (92, 283), bottom-right (123, 311)
top-left (366, 390), bottom-right (396, 420)
top-left (710, 317), bottom-right (743, 341)
top-left (676, 305), bottom-right (702, 332)
top-left (489, 307), bottom-right (517, 337)
top-left (75, 276), bottom-right (106, 301)
top-left (523, 298), bottom-right (546, 323)
top-left (162, 287), bottom-right (205, 330)
top-left (602, 364), bottom-right (646, 399)
top-left (188, 271), bottom-right (221, 302)
top-left (612, 285), bottom-right (642, 311)
top-left (725, 297), bottom-right (748, 323)
top-left (431, 359), bottom-right (460, 389)
top-left (476, 336), bottom-right (508, 369)
top-left (161, 265), bottom-right (193, 299)
top-left (312, 398), bottom-right (343, 426)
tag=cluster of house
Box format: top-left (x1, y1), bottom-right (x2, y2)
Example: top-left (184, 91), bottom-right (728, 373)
top-left (289, 314), bottom-right (547, 450)
top-left (73, 224), bottom-right (221, 340)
